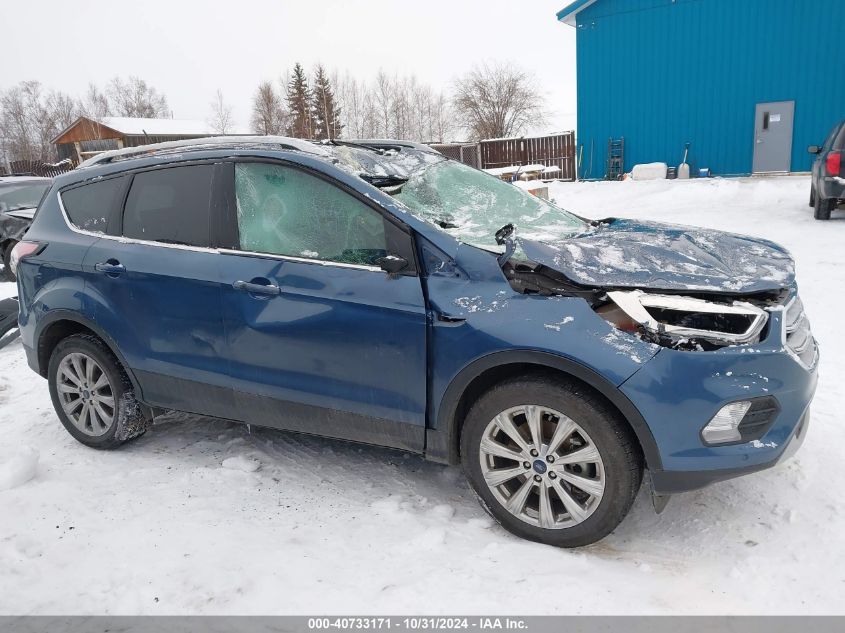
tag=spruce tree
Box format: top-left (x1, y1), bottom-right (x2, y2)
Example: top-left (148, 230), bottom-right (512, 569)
top-left (286, 63), bottom-right (312, 138)
top-left (311, 65), bottom-right (343, 140)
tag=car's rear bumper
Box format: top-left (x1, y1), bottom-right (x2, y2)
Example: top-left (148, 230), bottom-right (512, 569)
top-left (819, 175), bottom-right (845, 201)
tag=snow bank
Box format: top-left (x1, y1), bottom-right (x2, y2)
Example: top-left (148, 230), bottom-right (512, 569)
top-left (0, 445), bottom-right (38, 491)
top-left (221, 455), bottom-right (261, 472)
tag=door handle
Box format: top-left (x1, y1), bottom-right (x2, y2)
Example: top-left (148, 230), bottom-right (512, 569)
top-left (437, 312), bottom-right (466, 325)
top-left (233, 280), bottom-right (281, 296)
top-left (94, 261), bottom-right (126, 276)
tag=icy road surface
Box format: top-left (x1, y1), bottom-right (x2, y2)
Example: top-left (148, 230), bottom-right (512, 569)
top-left (1, 175), bottom-right (842, 614)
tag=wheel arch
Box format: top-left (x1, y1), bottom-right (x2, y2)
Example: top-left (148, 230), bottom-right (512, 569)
top-left (35, 311), bottom-right (144, 398)
top-left (425, 350), bottom-right (662, 471)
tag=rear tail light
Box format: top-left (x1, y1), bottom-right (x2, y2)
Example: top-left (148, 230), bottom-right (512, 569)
top-left (9, 241), bottom-right (45, 277)
top-left (826, 151), bottom-right (842, 176)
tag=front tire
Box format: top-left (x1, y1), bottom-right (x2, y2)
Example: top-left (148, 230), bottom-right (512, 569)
top-left (809, 187), bottom-right (815, 208)
top-left (461, 375), bottom-right (642, 547)
top-left (48, 334), bottom-right (150, 449)
top-left (814, 194), bottom-right (833, 220)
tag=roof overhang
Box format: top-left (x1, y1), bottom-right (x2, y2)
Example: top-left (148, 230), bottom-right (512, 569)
top-left (556, 0), bottom-right (599, 26)
top-left (51, 116), bottom-right (124, 145)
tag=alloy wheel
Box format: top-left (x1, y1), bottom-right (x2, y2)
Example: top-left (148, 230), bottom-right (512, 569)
top-left (56, 352), bottom-right (116, 437)
top-left (478, 405), bottom-right (605, 529)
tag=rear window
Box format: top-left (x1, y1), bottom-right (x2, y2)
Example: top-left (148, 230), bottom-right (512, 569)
top-left (122, 165), bottom-right (214, 247)
top-left (61, 176), bottom-right (128, 233)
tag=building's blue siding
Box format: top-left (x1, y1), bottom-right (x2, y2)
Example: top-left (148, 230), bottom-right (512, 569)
top-left (572, 0), bottom-right (845, 177)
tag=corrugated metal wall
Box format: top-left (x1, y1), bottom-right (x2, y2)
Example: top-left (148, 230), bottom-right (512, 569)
top-left (574, 0), bottom-right (845, 177)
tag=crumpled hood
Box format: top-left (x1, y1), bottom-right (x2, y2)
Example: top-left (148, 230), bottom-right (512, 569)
top-left (519, 218), bottom-right (794, 293)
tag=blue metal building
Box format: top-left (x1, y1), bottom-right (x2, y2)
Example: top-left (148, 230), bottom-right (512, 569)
top-left (558, 0), bottom-right (845, 178)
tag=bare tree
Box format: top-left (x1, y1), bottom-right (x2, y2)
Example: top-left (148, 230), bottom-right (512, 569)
top-left (251, 81), bottom-right (287, 135)
top-left (106, 76), bottom-right (169, 118)
top-left (372, 70), bottom-right (394, 138)
top-left (333, 69), bottom-right (454, 142)
top-left (451, 62), bottom-right (545, 140)
top-left (429, 92), bottom-right (454, 143)
top-left (0, 83), bottom-right (38, 162)
top-left (335, 71), bottom-right (367, 138)
top-left (79, 83), bottom-right (111, 119)
top-left (208, 89), bottom-right (234, 134)
top-left (0, 81), bottom-right (79, 163)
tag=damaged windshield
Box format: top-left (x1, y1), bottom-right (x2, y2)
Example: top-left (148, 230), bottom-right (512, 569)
top-left (391, 160), bottom-right (586, 252)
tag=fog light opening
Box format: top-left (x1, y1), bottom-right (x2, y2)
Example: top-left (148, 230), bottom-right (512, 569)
top-left (702, 401), bottom-right (753, 444)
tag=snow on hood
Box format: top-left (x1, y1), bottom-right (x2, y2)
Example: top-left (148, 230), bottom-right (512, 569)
top-left (519, 218), bottom-right (795, 293)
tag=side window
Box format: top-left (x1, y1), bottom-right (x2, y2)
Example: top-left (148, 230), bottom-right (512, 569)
top-left (234, 162), bottom-right (387, 266)
top-left (61, 175), bottom-right (129, 234)
top-left (123, 165), bottom-right (214, 247)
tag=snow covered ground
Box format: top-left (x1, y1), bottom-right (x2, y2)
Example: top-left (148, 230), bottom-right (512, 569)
top-left (1, 175), bottom-right (842, 615)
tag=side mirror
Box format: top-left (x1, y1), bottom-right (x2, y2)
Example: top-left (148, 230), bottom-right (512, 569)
top-left (808, 145), bottom-right (821, 155)
top-left (377, 254), bottom-right (409, 275)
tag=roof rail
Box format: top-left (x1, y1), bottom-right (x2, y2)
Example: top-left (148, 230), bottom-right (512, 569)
top-left (78, 135), bottom-right (331, 169)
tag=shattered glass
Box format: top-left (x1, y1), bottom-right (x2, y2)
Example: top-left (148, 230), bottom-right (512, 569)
top-left (234, 163), bottom-right (388, 266)
top-left (392, 160), bottom-right (586, 252)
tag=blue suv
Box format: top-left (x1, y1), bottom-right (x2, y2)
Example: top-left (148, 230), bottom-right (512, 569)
top-left (12, 137), bottom-right (817, 547)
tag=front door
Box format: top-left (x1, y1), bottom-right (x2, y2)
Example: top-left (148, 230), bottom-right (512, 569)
top-left (218, 160), bottom-right (428, 452)
top-left (752, 101), bottom-right (795, 174)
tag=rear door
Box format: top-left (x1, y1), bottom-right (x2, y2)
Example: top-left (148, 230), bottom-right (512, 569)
top-left (217, 160), bottom-right (428, 451)
top-left (81, 163), bottom-right (236, 418)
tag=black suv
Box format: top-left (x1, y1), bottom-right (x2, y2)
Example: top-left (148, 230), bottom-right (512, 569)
top-left (808, 120), bottom-right (845, 220)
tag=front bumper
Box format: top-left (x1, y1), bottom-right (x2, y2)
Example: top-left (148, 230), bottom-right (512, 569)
top-left (620, 300), bottom-right (817, 495)
top-left (650, 406), bottom-right (810, 494)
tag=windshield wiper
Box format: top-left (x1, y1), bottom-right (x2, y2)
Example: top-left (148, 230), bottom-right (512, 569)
top-left (359, 174), bottom-right (409, 189)
top-left (323, 139), bottom-right (387, 154)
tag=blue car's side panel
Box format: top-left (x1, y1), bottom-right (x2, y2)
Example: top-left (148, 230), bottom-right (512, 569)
top-left (218, 252), bottom-right (428, 427)
top-left (424, 242), bottom-right (661, 457)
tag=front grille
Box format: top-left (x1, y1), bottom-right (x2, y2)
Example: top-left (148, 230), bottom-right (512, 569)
top-left (784, 296), bottom-right (818, 368)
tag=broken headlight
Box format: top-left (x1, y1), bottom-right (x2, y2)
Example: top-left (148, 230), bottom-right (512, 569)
top-left (597, 290), bottom-right (768, 349)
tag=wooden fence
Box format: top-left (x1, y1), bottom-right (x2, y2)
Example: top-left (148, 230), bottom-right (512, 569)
top-left (3, 159), bottom-right (76, 178)
top-left (479, 133), bottom-right (576, 181)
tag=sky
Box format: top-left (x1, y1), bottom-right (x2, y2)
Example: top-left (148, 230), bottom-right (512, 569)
top-left (2, 0), bottom-right (577, 137)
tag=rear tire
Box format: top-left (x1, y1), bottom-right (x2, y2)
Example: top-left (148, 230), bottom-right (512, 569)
top-left (809, 187), bottom-right (815, 208)
top-left (48, 334), bottom-right (151, 449)
top-left (460, 375), bottom-right (642, 547)
top-left (814, 195), bottom-right (833, 220)
top-left (2, 241), bottom-right (16, 282)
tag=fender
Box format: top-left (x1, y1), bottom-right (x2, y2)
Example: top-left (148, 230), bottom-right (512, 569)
top-left (32, 309), bottom-right (146, 400)
top-left (425, 349), bottom-right (662, 471)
